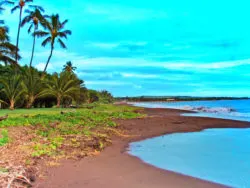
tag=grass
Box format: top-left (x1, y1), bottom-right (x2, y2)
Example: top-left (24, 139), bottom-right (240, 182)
top-left (0, 104), bottom-right (143, 158)
top-left (0, 129), bottom-right (9, 146)
top-left (0, 105), bottom-right (141, 129)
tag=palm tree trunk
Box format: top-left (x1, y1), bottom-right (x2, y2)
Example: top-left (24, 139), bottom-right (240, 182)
top-left (15, 7), bottom-right (22, 64)
top-left (56, 96), bottom-right (61, 108)
top-left (30, 27), bottom-right (36, 68)
top-left (9, 99), bottom-right (15, 110)
top-left (43, 44), bottom-right (54, 73)
top-left (26, 96), bottom-right (34, 109)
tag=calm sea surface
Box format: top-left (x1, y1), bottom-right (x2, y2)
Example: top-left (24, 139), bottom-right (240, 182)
top-left (129, 100), bottom-right (250, 187)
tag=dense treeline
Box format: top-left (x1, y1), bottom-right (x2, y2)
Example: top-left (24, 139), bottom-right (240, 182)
top-left (0, 64), bottom-right (113, 109)
top-left (116, 96), bottom-right (249, 102)
top-left (0, 0), bottom-right (113, 109)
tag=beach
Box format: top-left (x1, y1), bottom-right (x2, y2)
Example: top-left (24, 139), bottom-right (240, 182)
top-left (35, 107), bottom-right (250, 188)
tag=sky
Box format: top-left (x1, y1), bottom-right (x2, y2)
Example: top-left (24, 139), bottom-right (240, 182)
top-left (1, 0), bottom-right (250, 97)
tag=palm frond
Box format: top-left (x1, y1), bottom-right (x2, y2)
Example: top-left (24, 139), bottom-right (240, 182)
top-left (57, 38), bottom-right (66, 49)
top-left (60, 19), bottom-right (68, 29)
top-left (0, 1), bottom-right (14, 7)
top-left (28, 5), bottom-right (44, 12)
top-left (34, 31), bottom-right (49, 37)
top-left (41, 37), bottom-right (51, 47)
top-left (21, 15), bottom-right (32, 27)
top-left (11, 5), bottom-right (19, 13)
top-left (27, 23), bottom-right (33, 33)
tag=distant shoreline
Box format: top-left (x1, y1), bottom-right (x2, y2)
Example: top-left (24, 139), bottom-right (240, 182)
top-left (115, 97), bottom-right (249, 102)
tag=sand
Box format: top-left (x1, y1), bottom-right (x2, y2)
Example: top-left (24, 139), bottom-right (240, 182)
top-left (35, 107), bottom-right (250, 188)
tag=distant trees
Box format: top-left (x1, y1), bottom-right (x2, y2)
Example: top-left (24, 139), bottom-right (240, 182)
top-left (99, 90), bottom-right (113, 103)
top-left (88, 90), bottom-right (114, 104)
top-left (63, 61), bottom-right (76, 73)
top-left (88, 90), bottom-right (99, 103)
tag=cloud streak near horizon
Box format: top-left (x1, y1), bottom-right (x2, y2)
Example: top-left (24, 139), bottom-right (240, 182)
top-left (2, 0), bottom-right (250, 97)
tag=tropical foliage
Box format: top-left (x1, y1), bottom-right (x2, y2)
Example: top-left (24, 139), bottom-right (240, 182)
top-left (0, 26), bottom-right (19, 65)
top-left (0, 74), bottom-right (24, 110)
top-left (35, 14), bottom-right (72, 73)
top-left (22, 68), bottom-right (45, 108)
top-left (0, 1), bottom-right (113, 110)
top-left (63, 61), bottom-right (76, 73)
top-left (0, 63), bottom-right (113, 110)
top-left (42, 71), bottom-right (81, 108)
top-left (21, 6), bottom-right (47, 67)
top-left (0, 2), bottom-right (128, 188)
top-left (11, 0), bottom-right (34, 63)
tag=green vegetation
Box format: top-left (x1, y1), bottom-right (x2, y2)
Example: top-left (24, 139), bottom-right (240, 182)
top-left (0, 104), bottom-right (141, 129)
top-left (0, 65), bottom-right (114, 109)
top-left (0, 1), bottom-right (114, 110)
top-left (35, 14), bottom-right (72, 73)
top-left (0, 129), bottom-right (9, 146)
top-left (0, 103), bottom-right (143, 188)
top-left (0, 2), bottom-right (144, 187)
top-left (0, 104), bottom-right (142, 158)
top-left (21, 6), bottom-right (48, 67)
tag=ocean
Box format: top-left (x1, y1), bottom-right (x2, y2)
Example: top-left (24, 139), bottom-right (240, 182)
top-left (129, 99), bottom-right (250, 187)
top-left (131, 99), bottom-right (250, 122)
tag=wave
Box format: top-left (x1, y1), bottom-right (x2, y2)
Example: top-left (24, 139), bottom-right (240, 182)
top-left (182, 106), bottom-right (236, 113)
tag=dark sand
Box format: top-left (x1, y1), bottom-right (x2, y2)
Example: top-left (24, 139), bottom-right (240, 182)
top-left (36, 108), bottom-right (250, 188)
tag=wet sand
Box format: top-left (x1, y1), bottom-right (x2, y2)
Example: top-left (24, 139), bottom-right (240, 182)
top-left (36, 108), bottom-right (250, 188)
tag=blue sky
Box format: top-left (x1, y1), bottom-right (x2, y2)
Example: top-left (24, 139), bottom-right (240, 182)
top-left (2, 0), bottom-right (250, 97)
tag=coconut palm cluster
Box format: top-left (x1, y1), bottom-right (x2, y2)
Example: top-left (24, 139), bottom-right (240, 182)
top-left (0, 0), bottom-right (113, 110)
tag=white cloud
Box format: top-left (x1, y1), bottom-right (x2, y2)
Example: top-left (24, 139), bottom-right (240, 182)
top-left (28, 49), bottom-right (250, 76)
top-left (121, 73), bottom-right (158, 78)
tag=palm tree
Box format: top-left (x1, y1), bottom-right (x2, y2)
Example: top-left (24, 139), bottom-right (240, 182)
top-left (88, 90), bottom-right (99, 103)
top-left (11, 0), bottom-right (33, 63)
top-left (35, 14), bottom-right (72, 73)
top-left (100, 90), bottom-right (113, 103)
top-left (41, 72), bottom-right (80, 108)
top-left (0, 74), bottom-right (24, 110)
top-left (0, 26), bottom-right (20, 65)
top-left (0, 1), bottom-right (19, 66)
top-left (21, 6), bottom-right (47, 67)
top-left (22, 68), bottom-right (45, 108)
top-left (63, 61), bottom-right (76, 72)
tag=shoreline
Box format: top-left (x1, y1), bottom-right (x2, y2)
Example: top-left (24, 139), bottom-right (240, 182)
top-left (36, 107), bottom-right (250, 188)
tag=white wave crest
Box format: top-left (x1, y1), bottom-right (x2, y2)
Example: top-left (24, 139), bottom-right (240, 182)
top-left (182, 106), bottom-right (236, 113)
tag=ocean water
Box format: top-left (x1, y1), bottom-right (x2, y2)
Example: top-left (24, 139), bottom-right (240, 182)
top-left (131, 99), bottom-right (250, 122)
top-left (129, 100), bottom-right (250, 187)
top-left (129, 128), bottom-right (250, 188)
